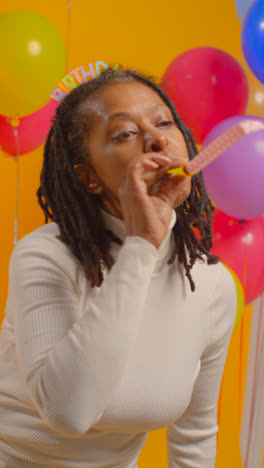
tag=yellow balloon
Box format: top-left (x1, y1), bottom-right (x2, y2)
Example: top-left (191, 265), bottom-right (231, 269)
top-left (0, 10), bottom-right (66, 116)
top-left (222, 263), bottom-right (245, 332)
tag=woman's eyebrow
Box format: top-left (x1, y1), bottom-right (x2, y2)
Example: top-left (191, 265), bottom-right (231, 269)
top-left (107, 112), bottom-right (131, 122)
top-left (107, 104), bottom-right (166, 123)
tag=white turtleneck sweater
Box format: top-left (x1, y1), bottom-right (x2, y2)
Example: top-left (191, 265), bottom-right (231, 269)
top-left (0, 209), bottom-right (236, 468)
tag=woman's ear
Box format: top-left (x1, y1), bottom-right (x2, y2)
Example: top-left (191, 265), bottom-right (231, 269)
top-left (73, 163), bottom-right (103, 195)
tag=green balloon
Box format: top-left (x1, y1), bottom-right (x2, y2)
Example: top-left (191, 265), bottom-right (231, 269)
top-left (0, 10), bottom-right (66, 116)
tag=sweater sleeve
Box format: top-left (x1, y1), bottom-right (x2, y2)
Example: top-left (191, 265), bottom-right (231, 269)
top-left (166, 263), bottom-right (237, 468)
top-left (9, 233), bottom-right (158, 437)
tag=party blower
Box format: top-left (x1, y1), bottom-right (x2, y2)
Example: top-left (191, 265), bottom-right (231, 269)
top-left (167, 120), bottom-right (264, 176)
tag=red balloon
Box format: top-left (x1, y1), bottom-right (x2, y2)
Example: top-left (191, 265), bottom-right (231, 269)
top-left (211, 209), bottom-right (264, 304)
top-left (0, 99), bottom-right (58, 156)
top-left (161, 47), bottom-right (249, 144)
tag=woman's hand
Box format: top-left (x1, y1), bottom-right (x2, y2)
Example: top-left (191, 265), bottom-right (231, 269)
top-left (118, 154), bottom-right (191, 249)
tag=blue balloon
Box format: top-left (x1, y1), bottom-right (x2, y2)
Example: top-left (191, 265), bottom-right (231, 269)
top-left (242, 0), bottom-right (264, 84)
top-left (235, 0), bottom-right (257, 22)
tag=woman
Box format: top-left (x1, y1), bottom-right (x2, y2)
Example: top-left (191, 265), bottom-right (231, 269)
top-left (0, 68), bottom-right (237, 467)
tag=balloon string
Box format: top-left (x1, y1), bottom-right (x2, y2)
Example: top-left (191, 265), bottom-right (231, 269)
top-left (12, 126), bottom-right (20, 247)
top-left (66, 0), bottom-right (72, 71)
top-left (253, 291), bottom-right (264, 464)
top-left (239, 312), bottom-right (244, 420)
top-left (216, 377), bottom-right (224, 451)
top-left (258, 291), bottom-right (264, 373)
top-left (239, 247), bottom-right (248, 432)
top-left (244, 289), bottom-right (264, 467)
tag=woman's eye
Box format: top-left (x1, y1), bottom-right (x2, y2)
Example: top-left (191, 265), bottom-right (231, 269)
top-left (158, 120), bottom-right (174, 127)
top-left (113, 131), bottom-right (137, 141)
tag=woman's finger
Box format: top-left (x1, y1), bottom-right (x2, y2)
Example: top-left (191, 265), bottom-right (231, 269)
top-left (150, 155), bottom-right (171, 166)
top-left (142, 159), bottom-right (160, 170)
top-left (123, 153), bottom-right (188, 196)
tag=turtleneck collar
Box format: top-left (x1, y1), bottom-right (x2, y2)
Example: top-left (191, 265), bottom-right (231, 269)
top-left (101, 208), bottom-right (177, 274)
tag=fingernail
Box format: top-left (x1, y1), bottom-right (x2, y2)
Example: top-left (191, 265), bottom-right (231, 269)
top-left (157, 155), bottom-right (170, 162)
top-left (143, 159), bottom-right (159, 168)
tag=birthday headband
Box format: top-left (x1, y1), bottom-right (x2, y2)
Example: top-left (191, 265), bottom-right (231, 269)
top-left (51, 62), bottom-right (136, 103)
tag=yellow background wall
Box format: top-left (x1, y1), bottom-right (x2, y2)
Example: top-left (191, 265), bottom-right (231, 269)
top-left (0, 0), bottom-right (261, 466)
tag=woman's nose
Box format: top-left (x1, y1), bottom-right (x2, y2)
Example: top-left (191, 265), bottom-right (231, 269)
top-left (144, 132), bottom-right (168, 153)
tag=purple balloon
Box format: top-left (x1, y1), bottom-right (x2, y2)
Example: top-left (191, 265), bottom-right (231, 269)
top-left (201, 115), bottom-right (264, 220)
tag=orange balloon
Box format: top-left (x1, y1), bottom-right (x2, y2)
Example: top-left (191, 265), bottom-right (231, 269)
top-left (246, 68), bottom-right (264, 116)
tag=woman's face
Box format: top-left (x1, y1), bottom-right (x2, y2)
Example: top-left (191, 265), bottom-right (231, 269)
top-left (74, 80), bottom-right (190, 215)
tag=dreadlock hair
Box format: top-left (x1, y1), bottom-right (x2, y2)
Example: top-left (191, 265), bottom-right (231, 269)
top-left (36, 67), bottom-right (220, 291)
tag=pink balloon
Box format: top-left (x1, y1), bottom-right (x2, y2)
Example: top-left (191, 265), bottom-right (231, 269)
top-left (211, 208), bottom-right (264, 304)
top-left (161, 47), bottom-right (249, 144)
top-left (0, 99), bottom-right (58, 156)
top-left (202, 115), bottom-right (264, 220)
